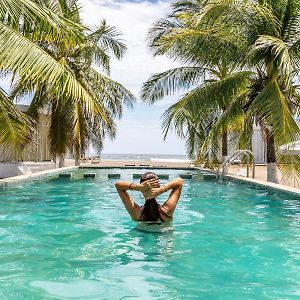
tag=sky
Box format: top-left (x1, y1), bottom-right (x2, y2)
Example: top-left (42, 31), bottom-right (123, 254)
top-left (78, 0), bottom-right (187, 155)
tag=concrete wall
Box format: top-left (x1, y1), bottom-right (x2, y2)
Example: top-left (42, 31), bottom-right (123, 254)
top-left (0, 162), bottom-right (56, 179)
top-left (0, 113), bottom-right (52, 162)
top-left (252, 125), bottom-right (266, 163)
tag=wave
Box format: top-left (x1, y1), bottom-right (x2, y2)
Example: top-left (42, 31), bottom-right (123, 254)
top-left (150, 158), bottom-right (191, 163)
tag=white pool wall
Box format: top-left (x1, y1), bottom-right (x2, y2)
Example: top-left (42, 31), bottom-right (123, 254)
top-left (0, 166), bottom-right (78, 188)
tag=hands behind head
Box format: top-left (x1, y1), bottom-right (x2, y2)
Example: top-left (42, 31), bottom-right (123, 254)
top-left (142, 178), bottom-right (161, 200)
top-left (139, 178), bottom-right (161, 200)
top-left (144, 187), bottom-right (161, 200)
top-left (139, 178), bottom-right (160, 192)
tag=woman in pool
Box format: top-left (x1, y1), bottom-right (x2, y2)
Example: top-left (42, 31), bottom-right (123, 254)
top-left (115, 172), bottom-right (183, 222)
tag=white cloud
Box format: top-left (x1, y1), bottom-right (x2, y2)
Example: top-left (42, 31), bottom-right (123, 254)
top-left (79, 0), bottom-right (187, 154)
top-left (80, 0), bottom-right (177, 92)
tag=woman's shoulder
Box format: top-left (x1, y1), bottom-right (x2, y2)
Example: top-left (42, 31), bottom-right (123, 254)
top-left (159, 205), bottom-right (173, 220)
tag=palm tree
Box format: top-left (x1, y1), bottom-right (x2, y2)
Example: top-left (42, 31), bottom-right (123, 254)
top-left (142, 66), bottom-right (251, 165)
top-left (141, 0), bottom-right (253, 167)
top-left (0, 0), bottom-right (92, 157)
top-left (6, 0), bottom-right (135, 166)
top-left (142, 0), bottom-right (300, 183)
top-left (195, 0), bottom-right (300, 183)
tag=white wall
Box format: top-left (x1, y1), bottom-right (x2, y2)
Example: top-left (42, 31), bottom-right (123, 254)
top-left (252, 125), bottom-right (266, 163)
top-left (0, 162), bottom-right (56, 179)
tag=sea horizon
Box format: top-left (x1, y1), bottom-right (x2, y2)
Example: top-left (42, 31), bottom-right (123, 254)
top-left (100, 153), bottom-right (190, 163)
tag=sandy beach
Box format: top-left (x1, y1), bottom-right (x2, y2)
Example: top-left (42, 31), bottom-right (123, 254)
top-left (80, 159), bottom-right (192, 169)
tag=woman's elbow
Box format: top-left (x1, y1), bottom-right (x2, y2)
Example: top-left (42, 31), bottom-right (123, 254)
top-left (177, 177), bottom-right (184, 187)
top-left (115, 181), bottom-right (121, 190)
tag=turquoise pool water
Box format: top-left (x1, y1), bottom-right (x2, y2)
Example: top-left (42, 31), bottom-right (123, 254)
top-left (0, 168), bottom-right (300, 299)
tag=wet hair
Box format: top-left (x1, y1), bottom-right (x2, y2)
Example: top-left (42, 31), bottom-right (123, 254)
top-left (139, 172), bottom-right (161, 222)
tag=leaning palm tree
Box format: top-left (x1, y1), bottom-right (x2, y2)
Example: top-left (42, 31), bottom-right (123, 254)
top-left (141, 0), bottom-right (255, 166)
top-left (10, 0), bottom-right (135, 166)
top-left (142, 0), bottom-right (300, 183)
top-left (0, 0), bottom-right (130, 161)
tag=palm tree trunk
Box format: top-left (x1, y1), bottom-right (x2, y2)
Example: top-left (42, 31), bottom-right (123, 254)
top-left (222, 128), bottom-right (228, 174)
top-left (58, 154), bottom-right (65, 168)
top-left (75, 154), bottom-right (80, 166)
top-left (74, 142), bottom-right (80, 166)
top-left (266, 131), bottom-right (278, 183)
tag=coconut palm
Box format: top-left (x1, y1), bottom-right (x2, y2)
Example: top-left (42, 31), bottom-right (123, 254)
top-left (141, 0), bottom-right (255, 166)
top-left (10, 0), bottom-right (135, 166)
top-left (194, 0), bottom-right (300, 183)
top-left (142, 0), bottom-right (300, 183)
top-left (1, 0), bottom-right (133, 162)
top-left (0, 0), bottom-right (93, 157)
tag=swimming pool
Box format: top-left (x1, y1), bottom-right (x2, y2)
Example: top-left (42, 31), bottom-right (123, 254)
top-left (0, 168), bottom-right (300, 299)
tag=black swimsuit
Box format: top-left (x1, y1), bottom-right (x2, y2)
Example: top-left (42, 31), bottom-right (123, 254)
top-left (139, 205), bottom-right (172, 222)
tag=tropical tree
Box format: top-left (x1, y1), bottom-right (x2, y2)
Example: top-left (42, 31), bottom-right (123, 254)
top-left (142, 0), bottom-right (300, 183)
top-left (0, 0), bottom-right (91, 158)
top-left (4, 0), bottom-right (135, 166)
top-left (141, 0), bottom-right (255, 168)
top-left (195, 0), bottom-right (300, 183)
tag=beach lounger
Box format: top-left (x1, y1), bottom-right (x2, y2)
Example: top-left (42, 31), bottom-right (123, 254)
top-left (91, 156), bottom-right (101, 164)
top-left (125, 164), bottom-right (135, 167)
top-left (139, 164), bottom-right (150, 167)
top-left (189, 160), bottom-right (196, 167)
top-left (17, 165), bottom-right (32, 175)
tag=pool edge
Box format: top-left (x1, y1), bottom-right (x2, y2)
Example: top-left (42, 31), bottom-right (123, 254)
top-left (197, 167), bottom-right (300, 196)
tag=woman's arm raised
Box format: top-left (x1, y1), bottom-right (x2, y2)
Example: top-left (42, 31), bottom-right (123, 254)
top-left (115, 179), bottom-right (160, 220)
top-left (161, 177), bottom-right (183, 217)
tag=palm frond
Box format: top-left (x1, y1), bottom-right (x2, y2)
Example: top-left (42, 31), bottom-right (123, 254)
top-left (248, 35), bottom-right (292, 87)
top-left (0, 0), bottom-right (85, 44)
top-left (200, 92), bottom-right (249, 153)
top-left (141, 67), bottom-right (205, 103)
top-left (249, 80), bottom-right (300, 146)
top-left (277, 154), bottom-right (300, 186)
top-left (88, 20), bottom-right (126, 60)
top-left (87, 68), bottom-right (135, 118)
top-left (169, 71), bottom-right (252, 114)
top-left (0, 22), bottom-right (97, 116)
top-left (0, 88), bottom-right (34, 157)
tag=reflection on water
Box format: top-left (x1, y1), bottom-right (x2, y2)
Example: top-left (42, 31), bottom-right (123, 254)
top-left (126, 221), bottom-right (176, 263)
top-left (134, 221), bottom-right (174, 233)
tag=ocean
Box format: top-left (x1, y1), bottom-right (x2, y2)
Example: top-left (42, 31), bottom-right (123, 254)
top-left (100, 153), bottom-right (190, 163)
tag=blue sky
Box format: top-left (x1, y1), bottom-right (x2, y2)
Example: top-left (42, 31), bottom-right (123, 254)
top-left (79, 0), bottom-right (187, 154)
